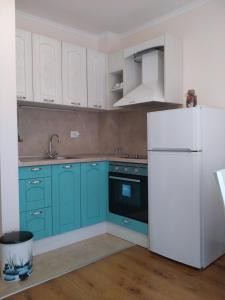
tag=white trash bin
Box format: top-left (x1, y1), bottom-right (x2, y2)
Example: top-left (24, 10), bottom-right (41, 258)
top-left (0, 231), bottom-right (33, 282)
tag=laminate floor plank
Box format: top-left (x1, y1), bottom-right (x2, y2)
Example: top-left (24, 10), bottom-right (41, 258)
top-left (6, 246), bottom-right (225, 300)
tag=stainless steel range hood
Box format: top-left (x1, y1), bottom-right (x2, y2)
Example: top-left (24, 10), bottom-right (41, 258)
top-left (114, 49), bottom-right (164, 107)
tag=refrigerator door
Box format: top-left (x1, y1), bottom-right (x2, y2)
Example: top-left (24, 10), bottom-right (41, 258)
top-left (148, 107), bottom-right (202, 151)
top-left (149, 151), bottom-right (201, 268)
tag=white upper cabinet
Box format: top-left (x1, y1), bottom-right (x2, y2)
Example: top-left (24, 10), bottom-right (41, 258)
top-left (87, 49), bottom-right (107, 109)
top-left (16, 29), bottom-right (33, 102)
top-left (33, 34), bottom-right (62, 104)
top-left (62, 42), bottom-right (87, 107)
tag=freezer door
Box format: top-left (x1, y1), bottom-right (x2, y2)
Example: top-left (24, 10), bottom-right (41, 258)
top-left (149, 151), bottom-right (201, 268)
top-left (148, 107), bottom-right (202, 151)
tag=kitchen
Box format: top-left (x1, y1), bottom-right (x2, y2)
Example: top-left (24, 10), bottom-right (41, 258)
top-left (1, 0), bottom-right (225, 299)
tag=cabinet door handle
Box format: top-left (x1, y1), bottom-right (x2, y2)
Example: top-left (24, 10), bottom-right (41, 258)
top-left (28, 180), bottom-right (42, 185)
top-left (63, 165), bottom-right (72, 169)
top-left (90, 163), bottom-right (97, 166)
top-left (43, 99), bottom-right (54, 103)
top-left (31, 167), bottom-right (42, 171)
top-left (123, 219), bottom-right (131, 224)
top-left (71, 102), bottom-right (80, 106)
top-left (93, 105), bottom-right (102, 109)
top-left (31, 210), bottom-right (43, 216)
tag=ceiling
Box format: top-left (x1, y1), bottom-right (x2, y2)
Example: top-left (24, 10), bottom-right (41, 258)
top-left (16, 0), bottom-right (203, 35)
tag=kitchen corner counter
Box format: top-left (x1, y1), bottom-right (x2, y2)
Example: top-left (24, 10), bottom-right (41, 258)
top-left (18, 155), bottom-right (148, 167)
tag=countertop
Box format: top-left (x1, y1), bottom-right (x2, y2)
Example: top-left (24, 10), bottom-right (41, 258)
top-left (19, 154), bottom-right (148, 167)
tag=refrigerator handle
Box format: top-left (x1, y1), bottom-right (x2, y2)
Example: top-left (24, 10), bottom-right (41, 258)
top-left (149, 148), bottom-right (202, 152)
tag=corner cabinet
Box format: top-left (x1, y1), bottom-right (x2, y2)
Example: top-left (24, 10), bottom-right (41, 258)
top-left (81, 162), bottom-right (108, 226)
top-left (52, 163), bottom-right (81, 234)
top-left (87, 49), bottom-right (107, 110)
top-left (33, 34), bottom-right (62, 105)
top-left (62, 42), bottom-right (87, 108)
top-left (16, 29), bottom-right (33, 102)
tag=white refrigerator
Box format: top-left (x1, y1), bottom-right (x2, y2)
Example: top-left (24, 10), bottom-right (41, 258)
top-left (148, 106), bottom-right (225, 268)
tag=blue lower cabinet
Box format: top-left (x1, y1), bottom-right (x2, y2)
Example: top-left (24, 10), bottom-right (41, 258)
top-left (52, 163), bottom-right (81, 235)
top-left (107, 212), bottom-right (148, 235)
top-left (81, 162), bottom-right (108, 227)
top-left (20, 207), bottom-right (52, 240)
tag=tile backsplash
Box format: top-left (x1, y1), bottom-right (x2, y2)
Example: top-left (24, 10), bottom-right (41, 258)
top-left (18, 106), bottom-right (148, 157)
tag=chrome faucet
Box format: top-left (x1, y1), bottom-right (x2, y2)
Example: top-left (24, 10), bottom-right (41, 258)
top-left (48, 134), bottom-right (61, 159)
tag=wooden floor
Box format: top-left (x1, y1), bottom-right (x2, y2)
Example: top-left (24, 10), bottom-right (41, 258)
top-left (6, 246), bottom-right (225, 300)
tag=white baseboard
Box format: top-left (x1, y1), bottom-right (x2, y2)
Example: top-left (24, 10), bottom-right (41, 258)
top-left (106, 222), bottom-right (148, 248)
top-left (33, 221), bottom-right (149, 256)
top-left (33, 222), bottom-right (107, 255)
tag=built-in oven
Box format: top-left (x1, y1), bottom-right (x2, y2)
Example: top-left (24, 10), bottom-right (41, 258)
top-left (109, 162), bottom-right (148, 223)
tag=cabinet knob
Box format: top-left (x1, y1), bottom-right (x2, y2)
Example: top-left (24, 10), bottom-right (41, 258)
top-left (93, 105), bottom-right (102, 109)
top-left (31, 167), bottom-right (42, 171)
top-left (31, 210), bottom-right (43, 216)
top-left (71, 102), bottom-right (80, 106)
top-left (63, 165), bottom-right (72, 169)
top-left (123, 219), bottom-right (131, 224)
top-left (44, 99), bottom-right (54, 103)
top-left (17, 95), bottom-right (26, 100)
top-left (28, 180), bottom-right (41, 185)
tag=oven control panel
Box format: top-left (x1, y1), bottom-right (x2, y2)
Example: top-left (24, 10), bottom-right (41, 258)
top-left (109, 162), bottom-right (147, 176)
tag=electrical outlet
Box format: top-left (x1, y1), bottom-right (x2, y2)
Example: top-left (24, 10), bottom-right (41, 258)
top-left (70, 131), bottom-right (80, 138)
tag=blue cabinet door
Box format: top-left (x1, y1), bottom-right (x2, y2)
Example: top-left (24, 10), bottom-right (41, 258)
top-left (19, 177), bottom-right (51, 212)
top-left (81, 161), bottom-right (108, 227)
top-left (20, 207), bottom-right (52, 240)
top-left (52, 163), bottom-right (81, 234)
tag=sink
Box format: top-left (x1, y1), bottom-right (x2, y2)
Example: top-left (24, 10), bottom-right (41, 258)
top-left (53, 156), bottom-right (79, 160)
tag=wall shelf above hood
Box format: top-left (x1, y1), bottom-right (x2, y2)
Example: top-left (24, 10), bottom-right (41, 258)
top-left (113, 33), bottom-right (183, 108)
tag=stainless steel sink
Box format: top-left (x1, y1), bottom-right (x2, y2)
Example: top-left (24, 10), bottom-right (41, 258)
top-left (53, 156), bottom-right (79, 160)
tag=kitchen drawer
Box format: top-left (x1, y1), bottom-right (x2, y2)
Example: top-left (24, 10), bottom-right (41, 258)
top-left (19, 165), bottom-right (51, 179)
top-left (20, 207), bottom-right (52, 240)
top-left (19, 177), bottom-right (51, 212)
top-left (107, 212), bottom-right (148, 235)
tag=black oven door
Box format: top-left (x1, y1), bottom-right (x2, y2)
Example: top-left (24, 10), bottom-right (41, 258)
top-left (109, 172), bottom-right (148, 223)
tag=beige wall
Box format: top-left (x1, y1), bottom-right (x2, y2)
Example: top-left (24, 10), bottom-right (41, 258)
top-left (119, 0), bottom-right (225, 108)
top-left (18, 107), bottom-right (148, 157)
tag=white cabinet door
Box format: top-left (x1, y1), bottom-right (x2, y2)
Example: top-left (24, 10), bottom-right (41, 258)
top-left (62, 42), bottom-right (87, 107)
top-left (16, 29), bottom-right (33, 102)
top-left (33, 34), bottom-right (62, 104)
top-left (87, 49), bottom-right (107, 109)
